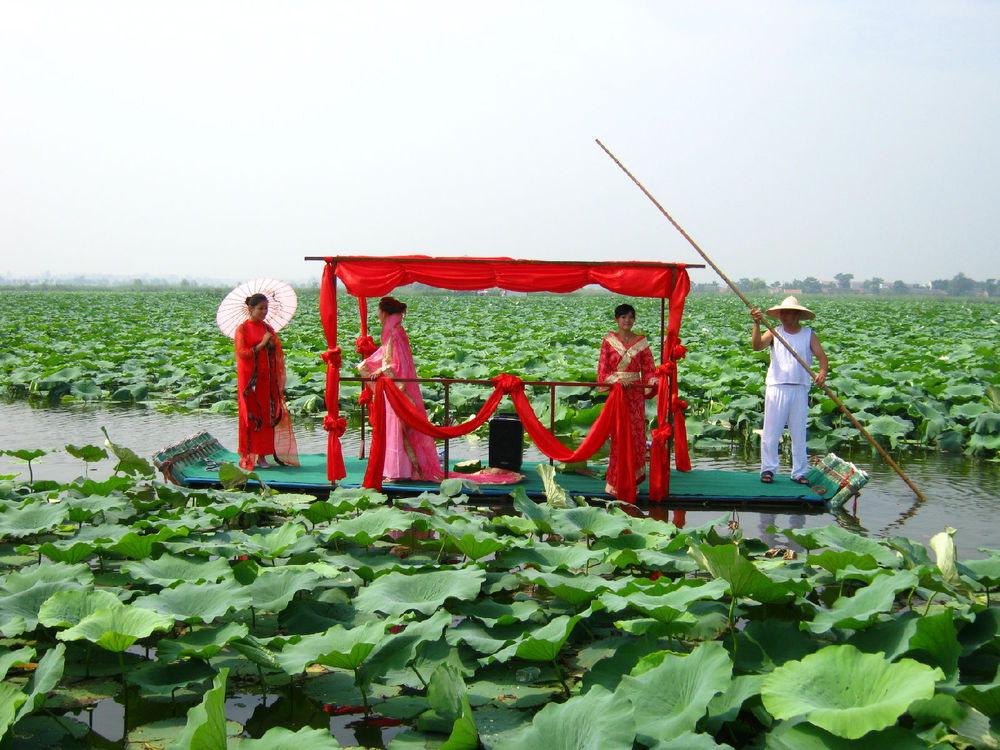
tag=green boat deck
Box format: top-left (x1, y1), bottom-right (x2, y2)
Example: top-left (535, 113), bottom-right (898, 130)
top-left (155, 432), bottom-right (828, 510)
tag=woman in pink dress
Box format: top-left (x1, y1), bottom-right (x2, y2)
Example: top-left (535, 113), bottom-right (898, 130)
top-left (598, 303), bottom-right (657, 496)
top-left (359, 297), bottom-right (443, 482)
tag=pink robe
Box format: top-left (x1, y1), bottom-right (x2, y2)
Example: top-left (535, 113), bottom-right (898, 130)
top-left (360, 314), bottom-right (443, 481)
top-left (598, 332), bottom-right (656, 494)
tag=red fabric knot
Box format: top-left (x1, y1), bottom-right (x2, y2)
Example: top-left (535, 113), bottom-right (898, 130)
top-left (652, 426), bottom-right (673, 444)
top-left (492, 373), bottom-right (524, 394)
top-left (358, 389), bottom-right (373, 406)
top-left (324, 415), bottom-right (347, 436)
top-left (675, 399), bottom-right (688, 411)
top-left (321, 347), bottom-right (342, 367)
top-left (671, 344), bottom-right (688, 360)
top-left (656, 363), bottom-right (676, 378)
top-left (355, 335), bottom-right (377, 358)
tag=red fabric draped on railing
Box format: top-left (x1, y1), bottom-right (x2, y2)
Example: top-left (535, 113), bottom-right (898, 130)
top-left (364, 375), bottom-right (638, 502)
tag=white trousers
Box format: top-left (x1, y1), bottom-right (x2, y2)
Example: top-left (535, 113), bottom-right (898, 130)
top-left (761, 384), bottom-right (809, 478)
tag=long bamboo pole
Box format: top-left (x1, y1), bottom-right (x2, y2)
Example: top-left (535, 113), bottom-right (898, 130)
top-left (596, 138), bottom-right (927, 503)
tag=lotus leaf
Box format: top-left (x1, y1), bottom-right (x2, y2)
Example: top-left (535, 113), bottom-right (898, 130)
top-left (1, 580), bottom-right (89, 635)
top-left (452, 598), bottom-right (542, 628)
top-left (617, 640), bottom-right (733, 743)
top-left (123, 553), bottom-right (234, 587)
top-left (354, 568), bottom-right (486, 617)
top-left (363, 609), bottom-right (453, 678)
top-left (133, 578), bottom-right (252, 623)
top-left (64, 443), bottom-right (108, 462)
top-left (0, 682), bottom-right (28, 738)
top-left (493, 684), bottom-right (635, 750)
top-left (0, 646), bottom-right (35, 681)
top-left (600, 578), bottom-right (730, 623)
top-left (242, 566), bottom-right (323, 613)
top-left (469, 705), bottom-right (533, 749)
top-left (129, 659), bottom-right (216, 697)
top-left (0, 501), bottom-right (68, 537)
top-left (447, 531), bottom-right (509, 560)
top-left (230, 726), bottom-right (343, 748)
top-left (491, 615), bottom-right (581, 663)
top-left (239, 522), bottom-right (313, 559)
top-left (496, 543), bottom-right (604, 572)
top-left (58, 604), bottom-right (174, 652)
top-left (35, 539), bottom-right (97, 564)
top-left (704, 673), bottom-right (764, 734)
top-left (691, 543), bottom-right (808, 604)
top-left (445, 619), bottom-right (520, 655)
top-left (157, 622), bottom-right (251, 662)
top-left (521, 570), bottom-right (622, 606)
top-left (550, 505), bottom-right (630, 540)
top-left (166, 667), bottom-right (229, 750)
top-left (761, 644), bottom-right (943, 738)
top-left (101, 426), bottom-right (155, 476)
top-left (785, 525), bottom-right (900, 567)
top-left (325, 505), bottom-right (425, 546)
top-left (37, 588), bottom-right (124, 628)
top-left (804, 569), bottom-right (919, 633)
top-left (764, 722), bottom-right (930, 750)
top-left (275, 620), bottom-right (386, 674)
top-left (10, 642), bottom-right (65, 727)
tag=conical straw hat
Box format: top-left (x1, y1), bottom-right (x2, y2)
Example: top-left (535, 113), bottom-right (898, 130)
top-left (765, 295), bottom-right (815, 320)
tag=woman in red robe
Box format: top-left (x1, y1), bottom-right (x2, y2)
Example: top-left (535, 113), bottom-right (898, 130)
top-left (598, 303), bottom-right (657, 497)
top-left (234, 293), bottom-right (299, 470)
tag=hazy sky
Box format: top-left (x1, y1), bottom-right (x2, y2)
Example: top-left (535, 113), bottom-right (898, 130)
top-left (3, 1), bottom-right (998, 286)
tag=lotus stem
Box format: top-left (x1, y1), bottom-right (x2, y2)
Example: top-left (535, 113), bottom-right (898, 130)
top-left (923, 592), bottom-right (937, 616)
top-left (354, 669), bottom-right (371, 714)
top-left (553, 659), bottom-right (571, 699)
top-left (410, 663), bottom-right (428, 688)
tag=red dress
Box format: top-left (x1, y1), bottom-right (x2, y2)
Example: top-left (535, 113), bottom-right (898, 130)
top-left (598, 332), bottom-right (656, 494)
top-left (234, 320), bottom-right (298, 470)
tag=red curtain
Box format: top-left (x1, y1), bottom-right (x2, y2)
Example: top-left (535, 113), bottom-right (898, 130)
top-left (332, 256), bottom-right (688, 299)
top-left (319, 263), bottom-right (346, 481)
top-left (364, 375), bottom-right (638, 502)
top-left (648, 268), bottom-right (692, 500)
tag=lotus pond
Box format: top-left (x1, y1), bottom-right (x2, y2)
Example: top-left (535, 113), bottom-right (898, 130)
top-left (2, 431), bottom-right (1000, 749)
top-left (1, 289), bottom-right (1000, 748)
top-left (1, 290), bottom-right (998, 460)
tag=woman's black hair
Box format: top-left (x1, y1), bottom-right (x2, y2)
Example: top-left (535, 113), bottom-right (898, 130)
top-left (246, 293), bottom-right (268, 308)
top-left (614, 303), bottom-right (636, 318)
top-left (379, 296), bottom-right (408, 315)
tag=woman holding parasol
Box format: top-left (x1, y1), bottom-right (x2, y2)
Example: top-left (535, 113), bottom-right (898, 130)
top-left (218, 279), bottom-right (300, 471)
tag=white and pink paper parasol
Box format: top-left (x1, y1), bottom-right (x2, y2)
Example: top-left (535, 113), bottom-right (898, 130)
top-left (216, 277), bottom-right (298, 339)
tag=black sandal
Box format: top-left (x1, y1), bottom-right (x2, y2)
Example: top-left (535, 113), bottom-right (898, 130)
top-left (760, 471), bottom-right (774, 484)
top-left (791, 476), bottom-right (810, 485)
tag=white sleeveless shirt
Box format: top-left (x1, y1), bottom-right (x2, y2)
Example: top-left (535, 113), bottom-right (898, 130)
top-left (766, 326), bottom-right (814, 386)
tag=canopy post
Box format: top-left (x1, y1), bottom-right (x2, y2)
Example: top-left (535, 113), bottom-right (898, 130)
top-left (320, 261), bottom-right (347, 482)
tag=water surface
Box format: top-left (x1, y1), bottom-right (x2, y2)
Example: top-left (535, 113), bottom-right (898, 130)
top-left (2, 400), bottom-right (997, 557)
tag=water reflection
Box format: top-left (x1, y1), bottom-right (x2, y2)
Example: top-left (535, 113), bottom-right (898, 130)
top-left (2, 401), bottom-right (998, 557)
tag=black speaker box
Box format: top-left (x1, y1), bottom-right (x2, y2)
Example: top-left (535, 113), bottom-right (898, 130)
top-left (488, 414), bottom-right (524, 471)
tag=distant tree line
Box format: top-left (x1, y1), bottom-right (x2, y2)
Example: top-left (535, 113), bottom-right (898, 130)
top-left (692, 272), bottom-right (996, 297)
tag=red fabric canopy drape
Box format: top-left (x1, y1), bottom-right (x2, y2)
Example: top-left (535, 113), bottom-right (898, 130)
top-left (332, 256), bottom-right (688, 298)
top-left (317, 256), bottom-right (692, 500)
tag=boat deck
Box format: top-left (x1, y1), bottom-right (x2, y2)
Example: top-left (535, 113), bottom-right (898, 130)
top-left (155, 433), bottom-right (827, 510)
